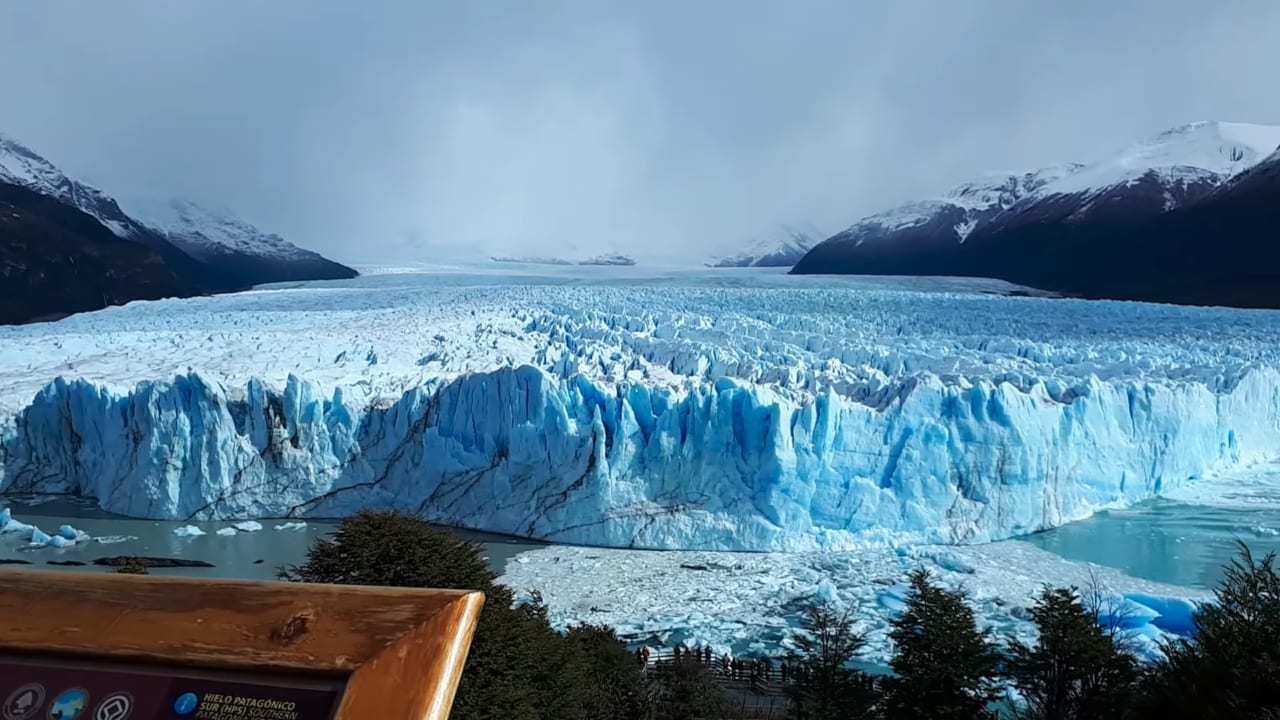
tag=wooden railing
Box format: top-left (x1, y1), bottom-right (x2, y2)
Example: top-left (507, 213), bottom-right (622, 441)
top-left (637, 646), bottom-right (795, 718)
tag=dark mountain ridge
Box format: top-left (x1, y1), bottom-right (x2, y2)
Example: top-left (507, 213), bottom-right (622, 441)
top-left (793, 122), bottom-right (1280, 308)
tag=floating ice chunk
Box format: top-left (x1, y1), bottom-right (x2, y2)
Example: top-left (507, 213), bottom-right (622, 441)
top-left (1124, 593), bottom-right (1199, 636)
top-left (273, 522), bottom-right (308, 531)
top-left (0, 509), bottom-right (80, 546)
top-left (216, 527), bottom-right (237, 536)
top-left (877, 588), bottom-right (908, 613)
top-left (93, 535), bottom-right (137, 545)
top-left (232, 521), bottom-right (263, 532)
top-left (173, 525), bottom-right (206, 538)
top-left (1252, 525), bottom-right (1279, 537)
top-left (924, 550), bottom-right (977, 574)
top-left (814, 579), bottom-right (842, 606)
top-left (0, 508), bottom-right (37, 538)
top-left (1097, 595), bottom-right (1161, 630)
top-left (56, 524), bottom-right (89, 543)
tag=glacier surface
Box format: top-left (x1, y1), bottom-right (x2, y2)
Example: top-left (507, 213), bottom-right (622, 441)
top-left (3, 265), bottom-right (1280, 551)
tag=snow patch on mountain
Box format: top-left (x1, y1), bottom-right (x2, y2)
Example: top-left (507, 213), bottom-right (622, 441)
top-left (944, 164), bottom-right (1086, 211)
top-left (0, 134), bottom-right (148, 239)
top-left (121, 195), bottom-right (316, 262)
top-left (1044, 121), bottom-right (1280, 196)
top-left (954, 218), bottom-right (978, 242)
top-left (578, 253), bottom-right (637, 266)
top-left (821, 121), bottom-right (1280, 252)
top-left (491, 253), bottom-right (637, 267)
top-left (710, 223), bottom-right (824, 267)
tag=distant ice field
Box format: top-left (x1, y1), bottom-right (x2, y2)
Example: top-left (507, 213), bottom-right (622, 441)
top-left (3, 264), bottom-right (1280, 551)
top-left (2, 264), bottom-right (1275, 414)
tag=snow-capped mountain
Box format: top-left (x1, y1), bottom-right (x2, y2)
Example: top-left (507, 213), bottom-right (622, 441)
top-left (0, 180), bottom-right (191, 324)
top-left (490, 255), bottom-right (574, 266)
top-left (491, 252), bottom-right (637, 266)
top-left (0, 133), bottom-right (356, 322)
top-left (122, 196), bottom-right (357, 286)
top-left (577, 253), bottom-right (636, 266)
top-left (709, 223), bottom-right (824, 267)
top-left (793, 121), bottom-right (1280, 307)
top-left (0, 134), bottom-right (215, 285)
top-left (1045, 120), bottom-right (1280, 196)
top-left (0, 134), bottom-right (152, 240)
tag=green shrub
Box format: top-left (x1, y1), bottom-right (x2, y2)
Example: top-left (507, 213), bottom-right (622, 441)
top-left (649, 653), bottom-right (729, 720)
top-left (1135, 544), bottom-right (1280, 720)
top-left (883, 569), bottom-right (1002, 720)
top-left (282, 511), bottom-right (648, 720)
top-left (786, 604), bottom-right (880, 719)
top-left (1006, 587), bottom-right (1138, 720)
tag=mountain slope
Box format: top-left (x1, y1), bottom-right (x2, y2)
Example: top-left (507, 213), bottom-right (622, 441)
top-left (0, 134), bottom-right (232, 294)
top-left (0, 181), bottom-right (195, 324)
top-left (0, 134), bottom-right (357, 322)
top-left (710, 223), bottom-right (824, 267)
top-left (793, 121), bottom-right (1280, 307)
top-left (1070, 146), bottom-right (1280, 307)
top-left (123, 196), bottom-right (357, 285)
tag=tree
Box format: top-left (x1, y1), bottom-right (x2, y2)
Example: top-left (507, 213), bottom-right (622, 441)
top-left (883, 569), bottom-right (1002, 719)
top-left (282, 511), bottom-right (649, 720)
top-left (1135, 544), bottom-right (1280, 720)
top-left (650, 653), bottom-right (729, 720)
top-left (558, 624), bottom-right (651, 720)
top-left (1006, 587), bottom-right (1138, 719)
top-left (786, 604), bottom-right (880, 719)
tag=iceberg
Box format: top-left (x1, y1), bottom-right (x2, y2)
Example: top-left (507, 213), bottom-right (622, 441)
top-left (172, 525), bottom-right (206, 538)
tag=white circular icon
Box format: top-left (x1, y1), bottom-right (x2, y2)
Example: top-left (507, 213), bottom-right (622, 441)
top-left (93, 694), bottom-right (132, 720)
top-left (2, 684), bottom-right (46, 720)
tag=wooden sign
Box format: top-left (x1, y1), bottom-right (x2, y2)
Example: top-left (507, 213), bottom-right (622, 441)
top-left (0, 570), bottom-right (483, 720)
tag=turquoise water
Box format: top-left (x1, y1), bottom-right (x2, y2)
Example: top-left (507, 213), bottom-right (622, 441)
top-left (1021, 499), bottom-right (1280, 590)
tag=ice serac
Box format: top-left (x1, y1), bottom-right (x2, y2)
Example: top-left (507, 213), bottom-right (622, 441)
top-left (3, 363), bottom-right (1278, 551)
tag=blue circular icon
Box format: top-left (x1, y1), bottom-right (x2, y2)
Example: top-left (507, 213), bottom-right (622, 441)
top-left (46, 688), bottom-right (89, 720)
top-left (172, 693), bottom-right (199, 716)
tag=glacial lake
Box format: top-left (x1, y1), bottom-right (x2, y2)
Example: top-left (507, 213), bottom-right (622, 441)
top-left (1020, 498), bottom-right (1280, 590)
top-left (3, 495), bottom-right (1277, 592)
top-left (0, 496), bottom-right (545, 579)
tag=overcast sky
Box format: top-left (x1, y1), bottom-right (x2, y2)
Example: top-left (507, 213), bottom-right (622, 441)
top-left (3, 1), bottom-right (1279, 263)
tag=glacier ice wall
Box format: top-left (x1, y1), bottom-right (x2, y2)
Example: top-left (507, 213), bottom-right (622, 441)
top-left (3, 364), bottom-right (1278, 551)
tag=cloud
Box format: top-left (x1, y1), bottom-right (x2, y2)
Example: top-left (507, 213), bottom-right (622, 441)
top-left (3, 0), bottom-right (1278, 263)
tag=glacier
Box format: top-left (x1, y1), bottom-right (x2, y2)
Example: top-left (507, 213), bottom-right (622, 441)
top-left (3, 266), bottom-right (1280, 551)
